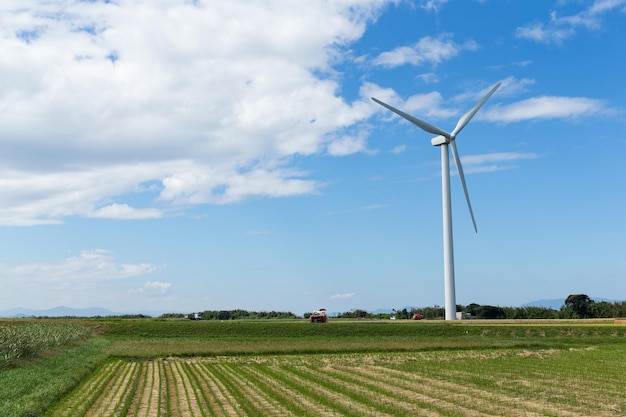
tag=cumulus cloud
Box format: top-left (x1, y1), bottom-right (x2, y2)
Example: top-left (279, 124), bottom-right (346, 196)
top-left (368, 76), bottom-right (613, 135)
top-left (365, 82), bottom-right (458, 122)
top-left (0, 249), bottom-right (161, 283)
top-left (416, 72), bottom-right (440, 84)
top-left (516, 0), bottom-right (626, 44)
top-left (419, 0), bottom-right (449, 14)
top-left (450, 77), bottom-right (534, 106)
top-left (480, 96), bottom-right (609, 123)
top-left (90, 204), bottom-right (162, 220)
top-left (129, 281), bottom-right (173, 297)
top-left (372, 34), bottom-right (476, 68)
top-left (330, 293), bottom-right (356, 300)
top-left (0, 0), bottom-right (392, 225)
top-left (0, 249), bottom-right (163, 308)
top-left (461, 152), bottom-right (542, 174)
top-left (0, 163), bottom-right (172, 225)
top-left (327, 134), bottom-right (370, 156)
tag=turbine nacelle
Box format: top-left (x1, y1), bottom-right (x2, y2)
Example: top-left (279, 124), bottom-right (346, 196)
top-left (431, 135), bottom-right (449, 146)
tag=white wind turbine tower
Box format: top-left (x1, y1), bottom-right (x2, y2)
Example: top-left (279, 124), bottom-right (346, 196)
top-left (372, 83), bottom-right (501, 320)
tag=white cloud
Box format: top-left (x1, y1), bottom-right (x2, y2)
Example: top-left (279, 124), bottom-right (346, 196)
top-left (496, 76), bottom-right (536, 96)
top-left (419, 0), bottom-right (449, 13)
top-left (0, 249), bottom-right (161, 283)
top-left (461, 152), bottom-right (541, 174)
top-left (480, 96), bottom-right (609, 123)
top-left (0, 249), bottom-right (163, 309)
top-left (0, 0), bottom-right (393, 225)
top-left (516, 0), bottom-right (626, 44)
top-left (367, 78), bottom-right (615, 139)
top-left (365, 82), bottom-right (458, 121)
top-left (245, 230), bottom-right (274, 236)
top-left (373, 34), bottom-right (471, 68)
top-left (452, 77), bottom-right (535, 105)
top-left (129, 281), bottom-right (173, 297)
top-left (0, 163), bottom-right (173, 225)
top-left (90, 204), bottom-right (162, 220)
top-left (390, 145), bottom-right (407, 154)
top-left (160, 166), bottom-right (320, 205)
top-left (327, 134), bottom-right (369, 156)
top-left (486, 60), bottom-right (532, 71)
top-left (416, 72), bottom-right (439, 84)
top-left (330, 293), bottom-right (356, 300)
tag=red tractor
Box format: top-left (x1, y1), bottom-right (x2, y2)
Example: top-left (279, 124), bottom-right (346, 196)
top-left (309, 308), bottom-right (328, 323)
top-left (412, 313), bottom-right (423, 320)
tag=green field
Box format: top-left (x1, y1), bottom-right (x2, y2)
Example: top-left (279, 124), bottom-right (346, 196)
top-left (2, 318), bottom-right (626, 416)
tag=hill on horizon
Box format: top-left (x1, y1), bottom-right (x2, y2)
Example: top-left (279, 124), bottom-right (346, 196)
top-left (0, 306), bottom-right (165, 318)
top-left (2, 296), bottom-right (622, 318)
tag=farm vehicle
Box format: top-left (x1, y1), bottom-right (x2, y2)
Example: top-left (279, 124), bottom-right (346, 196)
top-left (309, 308), bottom-right (327, 323)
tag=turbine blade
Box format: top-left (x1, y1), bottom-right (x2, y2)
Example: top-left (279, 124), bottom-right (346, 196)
top-left (372, 97), bottom-right (450, 138)
top-left (450, 141), bottom-right (477, 233)
top-left (451, 82), bottom-right (501, 137)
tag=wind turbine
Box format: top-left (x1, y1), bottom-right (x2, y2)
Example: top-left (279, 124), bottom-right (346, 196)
top-left (372, 82), bottom-right (501, 320)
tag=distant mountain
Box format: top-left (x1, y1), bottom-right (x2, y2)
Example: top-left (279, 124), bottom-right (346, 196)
top-left (0, 306), bottom-right (161, 318)
top-left (522, 297), bottom-right (622, 310)
top-left (522, 299), bottom-right (565, 310)
top-left (371, 308), bottom-right (395, 314)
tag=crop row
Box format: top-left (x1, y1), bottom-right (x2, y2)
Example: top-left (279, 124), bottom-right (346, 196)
top-left (0, 323), bottom-right (91, 366)
top-left (104, 319), bottom-right (626, 341)
top-left (46, 348), bottom-right (626, 416)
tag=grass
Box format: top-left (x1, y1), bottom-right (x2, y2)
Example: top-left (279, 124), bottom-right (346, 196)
top-left (2, 318), bottom-right (626, 416)
top-left (1, 321), bottom-right (91, 366)
top-left (0, 336), bottom-right (109, 417)
top-left (49, 347), bottom-right (624, 416)
top-left (101, 318), bottom-right (626, 360)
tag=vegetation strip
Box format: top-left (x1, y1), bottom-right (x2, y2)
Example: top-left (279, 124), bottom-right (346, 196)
top-left (188, 361), bottom-right (232, 416)
top-left (210, 363), bottom-right (284, 415)
top-left (238, 363), bottom-right (340, 416)
top-left (45, 348), bottom-right (626, 417)
top-left (4, 319), bottom-right (626, 416)
top-left (1, 322), bottom-right (91, 366)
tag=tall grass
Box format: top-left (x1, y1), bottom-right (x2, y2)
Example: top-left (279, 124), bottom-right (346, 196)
top-left (1, 322), bottom-right (91, 366)
top-left (0, 336), bottom-right (109, 417)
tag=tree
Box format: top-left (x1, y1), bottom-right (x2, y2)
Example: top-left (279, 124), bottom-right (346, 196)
top-left (564, 294), bottom-right (594, 319)
top-left (477, 305), bottom-right (506, 319)
top-left (465, 303), bottom-right (481, 317)
top-left (592, 301), bottom-right (613, 318)
top-left (354, 309), bottom-right (368, 319)
top-left (394, 308), bottom-right (409, 320)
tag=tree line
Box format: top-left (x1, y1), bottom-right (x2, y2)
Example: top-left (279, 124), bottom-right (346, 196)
top-left (163, 294), bottom-right (625, 321)
top-left (179, 309), bottom-right (299, 320)
top-left (335, 295), bottom-right (626, 320)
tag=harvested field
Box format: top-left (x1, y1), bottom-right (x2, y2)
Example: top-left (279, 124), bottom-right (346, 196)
top-left (47, 348), bottom-right (626, 416)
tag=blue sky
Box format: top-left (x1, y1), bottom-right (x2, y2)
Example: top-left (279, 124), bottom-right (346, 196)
top-left (0, 0), bottom-right (624, 315)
